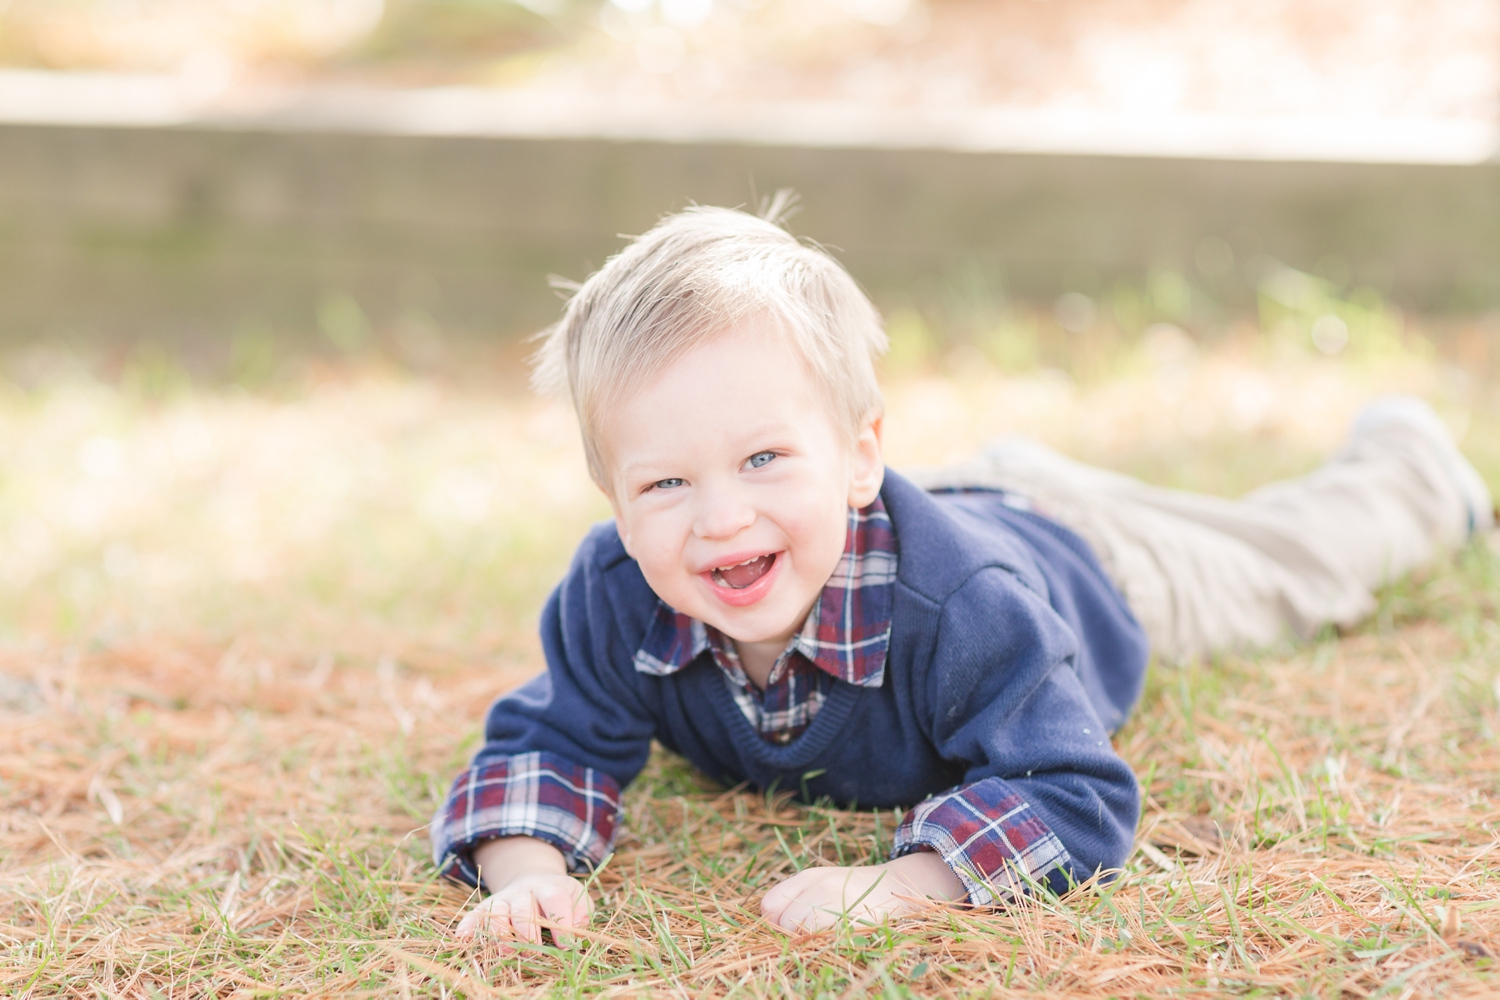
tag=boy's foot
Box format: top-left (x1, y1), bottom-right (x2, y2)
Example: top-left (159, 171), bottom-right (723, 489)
top-left (1350, 396), bottom-right (1495, 537)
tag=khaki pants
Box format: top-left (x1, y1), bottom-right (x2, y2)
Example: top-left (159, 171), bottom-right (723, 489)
top-left (910, 417), bottom-right (1488, 662)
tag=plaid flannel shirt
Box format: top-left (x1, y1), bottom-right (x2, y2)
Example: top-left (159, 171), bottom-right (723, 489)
top-left (433, 495), bottom-right (1071, 902)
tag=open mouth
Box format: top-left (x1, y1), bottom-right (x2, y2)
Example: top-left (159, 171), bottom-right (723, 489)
top-left (711, 553), bottom-right (776, 590)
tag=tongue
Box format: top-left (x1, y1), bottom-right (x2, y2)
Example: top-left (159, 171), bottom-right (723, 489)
top-left (717, 554), bottom-right (774, 589)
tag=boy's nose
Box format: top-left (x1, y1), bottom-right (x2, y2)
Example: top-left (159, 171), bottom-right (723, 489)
top-left (691, 489), bottom-right (756, 540)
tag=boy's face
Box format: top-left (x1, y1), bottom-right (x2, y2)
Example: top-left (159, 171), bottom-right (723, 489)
top-left (601, 322), bottom-right (884, 650)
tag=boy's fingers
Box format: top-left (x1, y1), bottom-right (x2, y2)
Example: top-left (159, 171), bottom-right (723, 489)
top-left (759, 885), bottom-right (791, 922)
top-left (456, 876), bottom-right (590, 947)
top-left (775, 894), bottom-right (840, 933)
top-left (508, 893), bottom-right (546, 946)
top-left (457, 897), bottom-right (519, 949)
top-left (765, 877), bottom-right (831, 933)
top-left (772, 900), bottom-right (811, 932)
top-left (761, 868), bottom-right (820, 922)
top-left (538, 889), bottom-right (584, 947)
top-left (765, 871), bottom-right (903, 933)
top-left (455, 897), bottom-right (500, 938)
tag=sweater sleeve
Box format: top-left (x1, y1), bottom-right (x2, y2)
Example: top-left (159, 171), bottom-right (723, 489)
top-left (430, 529), bottom-right (660, 886)
top-left (890, 567), bottom-right (1140, 904)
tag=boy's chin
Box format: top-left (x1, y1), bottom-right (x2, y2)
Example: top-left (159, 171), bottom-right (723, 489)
top-left (705, 605), bottom-right (805, 648)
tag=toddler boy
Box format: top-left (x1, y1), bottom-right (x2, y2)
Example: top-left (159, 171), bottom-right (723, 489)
top-left (432, 203), bottom-right (1493, 942)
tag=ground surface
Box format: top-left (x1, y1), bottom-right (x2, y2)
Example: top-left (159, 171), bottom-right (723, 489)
top-left (2, 305), bottom-right (1500, 996)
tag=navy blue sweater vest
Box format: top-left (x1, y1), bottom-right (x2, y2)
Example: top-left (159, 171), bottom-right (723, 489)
top-left (478, 469), bottom-right (1150, 885)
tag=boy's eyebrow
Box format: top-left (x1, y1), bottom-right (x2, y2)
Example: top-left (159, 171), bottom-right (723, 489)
top-left (613, 457), bottom-right (696, 487)
top-left (615, 461), bottom-right (671, 481)
top-left (610, 460), bottom-right (708, 490)
top-left (617, 436), bottom-right (797, 477)
top-left (615, 421), bottom-right (801, 472)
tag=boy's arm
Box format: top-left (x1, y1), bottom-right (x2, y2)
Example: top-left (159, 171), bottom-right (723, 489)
top-left (889, 567), bottom-right (1140, 906)
top-left (761, 678), bottom-right (1129, 929)
top-left (433, 529), bottom-right (658, 890)
top-left (760, 569), bottom-right (1137, 931)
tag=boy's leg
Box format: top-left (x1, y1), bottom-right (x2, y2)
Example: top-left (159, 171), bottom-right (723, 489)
top-left (909, 397), bottom-right (1493, 662)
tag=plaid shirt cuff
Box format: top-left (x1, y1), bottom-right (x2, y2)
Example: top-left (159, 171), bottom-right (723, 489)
top-left (430, 751), bottom-right (621, 887)
top-left (892, 778), bottom-right (1071, 906)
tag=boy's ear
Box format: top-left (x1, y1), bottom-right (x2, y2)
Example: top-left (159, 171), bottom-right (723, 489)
top-left (847, 414), bottom-right (885, 509)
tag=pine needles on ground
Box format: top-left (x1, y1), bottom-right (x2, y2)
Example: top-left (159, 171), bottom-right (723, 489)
top-left (2, 325), bottom-right (1499, 996)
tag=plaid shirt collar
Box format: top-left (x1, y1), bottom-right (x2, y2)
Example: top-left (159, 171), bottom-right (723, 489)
top-left (632, 496), bottom-right (898, 688)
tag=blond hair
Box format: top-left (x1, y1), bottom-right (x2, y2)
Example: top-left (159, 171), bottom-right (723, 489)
top-left (532, 196), bottom-right (889, 486)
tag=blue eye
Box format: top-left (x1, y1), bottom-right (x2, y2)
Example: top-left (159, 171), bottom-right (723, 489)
top-left (653, 478), bottom-right (684, 490)
top-left (747, 451), bottom-right (776, 469)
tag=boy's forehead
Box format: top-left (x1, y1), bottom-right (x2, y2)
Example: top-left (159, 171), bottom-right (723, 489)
top-left (599, 335), bottom-right (843, 470)
top-left (610, 324), bottom-right (812, 419)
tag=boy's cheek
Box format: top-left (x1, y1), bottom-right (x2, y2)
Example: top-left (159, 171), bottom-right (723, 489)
top-left (606, 498), bottom-right (632, 554)
top-left (637, 559), bottom-right (687, 598)
top-left (769, 500), bottom-right (850, 570)
top-left (613, 506), bottom-right (673, 564)
top-left (627, 535), bottom-right (696, 605)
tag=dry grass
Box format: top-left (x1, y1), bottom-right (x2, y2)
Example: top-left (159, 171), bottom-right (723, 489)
top-left (2, 310), bottom-right (1499, 996)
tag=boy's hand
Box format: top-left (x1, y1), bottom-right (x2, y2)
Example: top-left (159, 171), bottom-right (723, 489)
top-left (455, 836), bottom-right (592, 949)
top-left (455, 871), bottom-right (591, 947)
top-left (760, 851), bottom-right (966, 933)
